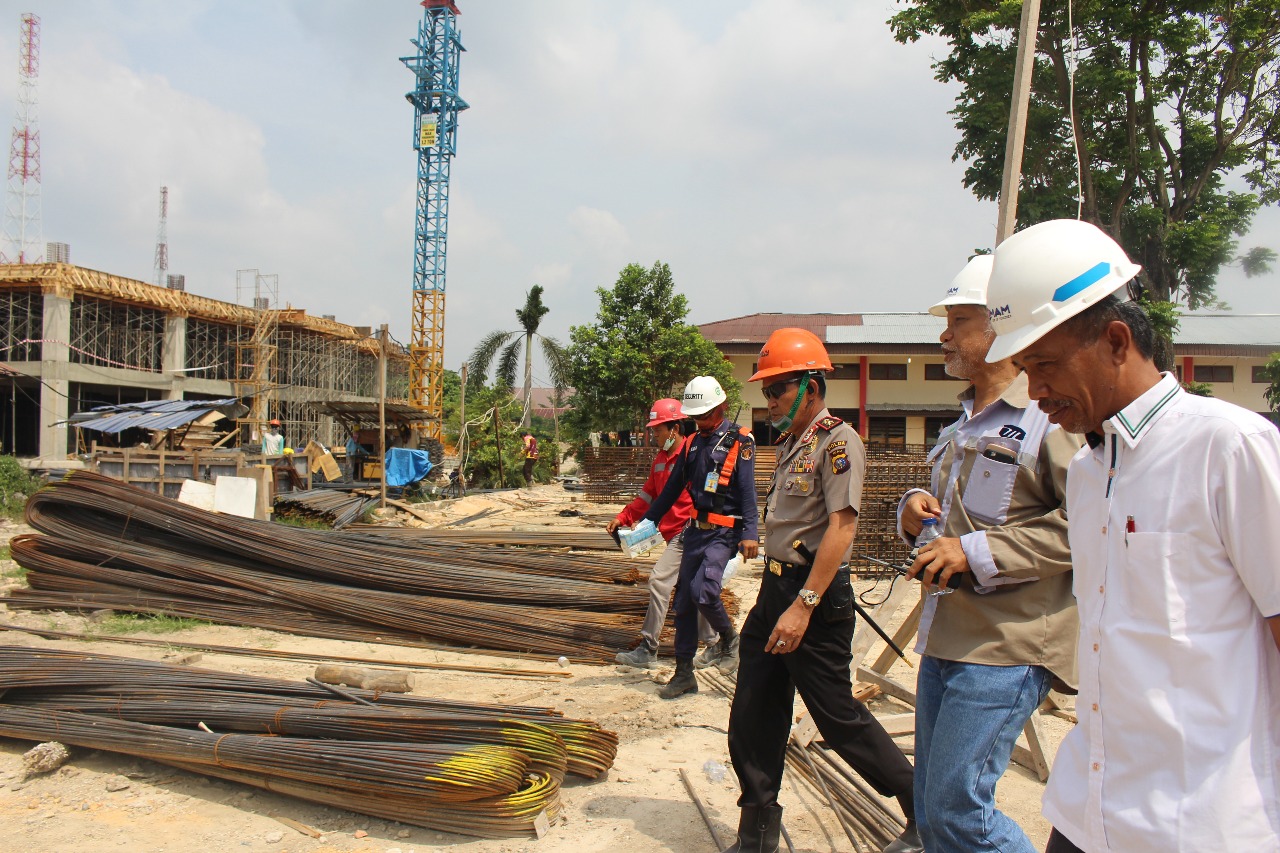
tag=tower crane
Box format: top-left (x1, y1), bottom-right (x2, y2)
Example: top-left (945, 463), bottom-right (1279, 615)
top-left (401, 0), bottom-right (467, 440)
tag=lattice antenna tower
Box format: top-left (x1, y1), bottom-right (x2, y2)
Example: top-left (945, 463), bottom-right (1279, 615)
top-left (1, 13), bottom-right (41, 264)
top-left (153, 186), bottom-right (168, 286)
top-left (401, 0), bottom-right (467, 439)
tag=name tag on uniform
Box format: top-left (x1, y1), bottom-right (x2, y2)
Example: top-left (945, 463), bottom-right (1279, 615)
top-left (704, 472), bottom-right (719, 493)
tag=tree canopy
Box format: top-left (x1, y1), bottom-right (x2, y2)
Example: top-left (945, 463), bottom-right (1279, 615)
top-left (890, 1), bottom-right (1280, 308)
top-left (467, 285), bottom-right (570, 428)
top-left (566, 261), bottom-right (740, 433)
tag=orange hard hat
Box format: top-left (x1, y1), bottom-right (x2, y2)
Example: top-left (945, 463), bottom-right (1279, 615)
top-left (646, 398), bottom-right (684, 427)
top-left (748, 328), bottom-right (833, 382)
top-left (269, 419), bottom-right (281, 426)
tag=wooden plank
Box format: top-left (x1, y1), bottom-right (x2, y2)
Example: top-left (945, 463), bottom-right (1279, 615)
top-left (1019, 711), bottom-right (1051, 781)
top-left (856, 666), bottom-right (917, 706)
top-left (869, 597), bottom-right (923, 675)
top-left (850, 578), bottom-right (915, 668)
top-left (874, 713), bottom-right (916, 737)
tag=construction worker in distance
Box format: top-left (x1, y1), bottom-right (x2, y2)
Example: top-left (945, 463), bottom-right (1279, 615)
top-left (261, 419), bottom-right (285, 455)
top-left (519, 430), bottom-right (538, 488)
top-left (609, 398), bottom-right (717, 668)
top-left (726, 328), bottom-right (920, 853)
top-left (642, 375), bottom-right (758, 699)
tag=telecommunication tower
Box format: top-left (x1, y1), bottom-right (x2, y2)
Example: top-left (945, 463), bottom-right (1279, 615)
top-left (401, 0), bottom-right (467, 439)
top-left (2, 13), bottom-right (41, 264)
top-left (154, 186), bottom-right (169, 287)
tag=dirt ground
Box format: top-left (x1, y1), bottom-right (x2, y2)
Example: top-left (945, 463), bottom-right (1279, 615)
top-left (0, 486), bottom-right (1070, 853)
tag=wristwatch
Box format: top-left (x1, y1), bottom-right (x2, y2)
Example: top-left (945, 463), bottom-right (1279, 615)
top-left (798, 588), bottom-right (821, 609)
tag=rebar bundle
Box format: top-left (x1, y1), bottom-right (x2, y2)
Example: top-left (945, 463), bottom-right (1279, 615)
top-left (274, 488), bottom-right (378, 528)
top-left (699, 669), bottom-right (907, 851)
top-left (0, 646), bottom-right (618, 837)
top-left (7, 472), bottom-right (658, 660)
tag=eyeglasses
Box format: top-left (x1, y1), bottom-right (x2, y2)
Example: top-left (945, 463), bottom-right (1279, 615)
top-left (761, 379), bottom-right (801, 401)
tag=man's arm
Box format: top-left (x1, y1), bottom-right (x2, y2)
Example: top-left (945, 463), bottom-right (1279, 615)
top-left (642, 443), bottom-right (688, 526)
top-left (735, 434), bottom-right (759, 559)
top-left (765, 506), bottom-right (857, 653)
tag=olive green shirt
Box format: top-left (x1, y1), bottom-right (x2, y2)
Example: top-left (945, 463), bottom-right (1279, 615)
top-left (897, 374), bottom-right (1082, 689)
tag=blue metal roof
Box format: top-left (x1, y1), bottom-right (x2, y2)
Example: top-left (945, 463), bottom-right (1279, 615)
top-left (65, 397), bottom-right (246, 434)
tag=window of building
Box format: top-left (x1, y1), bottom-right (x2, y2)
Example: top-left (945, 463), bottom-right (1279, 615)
top-left (868, 363), bottom-right (907, 381)
top-left (1193, 365), bottom-right (1233, 383)
top-left (1253, 366), bottom-right (1272, 383)
top-left (830, 363), bottom-right (860, 380)
top-left (924, 363), bottom-right (964, 381)
top-left (867, 416), bottom-right (906, 446)
top-left (925, 416), bottom-right (956, 446)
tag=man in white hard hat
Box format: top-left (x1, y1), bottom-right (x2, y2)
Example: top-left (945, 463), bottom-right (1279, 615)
top-left (609, 397), bottom-right (717, 668)
top-left (642, 376), bottom-right (758, 699)
top-left (898, 255), bottom-right (1081, 853)
top-left (985, 218), bottom-right (1280, 853)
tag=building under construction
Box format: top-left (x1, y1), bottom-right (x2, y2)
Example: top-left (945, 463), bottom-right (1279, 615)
top-left (0, 262), bottom-right (409, 461)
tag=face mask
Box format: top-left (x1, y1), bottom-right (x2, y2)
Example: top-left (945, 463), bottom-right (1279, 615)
top-left (662, 436), bottom-right (677, 452)
top-left (770, 373), bottom-right (811, 432)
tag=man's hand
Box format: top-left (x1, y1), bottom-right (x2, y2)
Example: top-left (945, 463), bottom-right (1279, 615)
top-left (902, 492), bottom-right (942, 537)
top-left (766, 601), bottom-right (812, 654)
top-left (907, 536), bottom-right (970, 590)
top-left (605, 518), bottom-right (620, 535)
top-left (739, 540), bottom-right (759, 560)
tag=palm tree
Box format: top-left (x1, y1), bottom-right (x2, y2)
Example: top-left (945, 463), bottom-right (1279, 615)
top-left (468, 285), bottom-right (570, 428)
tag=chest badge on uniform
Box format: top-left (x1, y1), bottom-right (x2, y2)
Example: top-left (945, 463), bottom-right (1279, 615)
top-left (788, 456), bottom-right (814, 474)
top-left (999, 424), bottom-right (1027, 440)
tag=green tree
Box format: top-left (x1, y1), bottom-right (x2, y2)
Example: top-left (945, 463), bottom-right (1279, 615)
top-left (1260, 351), bottom-right (1280, 416)
top-left (566, 261), bottom-right (741, 435)
top-left (443, 383), bottom-right (545, 489)
top-left (467, 285), bottom-right (571, 429)
top-left (890, 1), bottom-right (1280, 308)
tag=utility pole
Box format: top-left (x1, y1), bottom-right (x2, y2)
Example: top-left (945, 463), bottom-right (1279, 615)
top-left (457, 362), bottom-right (468, 493)
top-left (996, 0), bottom-right (1042, 244)
top-left (377, 324), bottom-right (388, 509)
top-left (493, 403), bottom-right (504, 489)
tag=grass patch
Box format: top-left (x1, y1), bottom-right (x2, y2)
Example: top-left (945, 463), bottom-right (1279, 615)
top-left (0, 455), bottom-right (41, 520)
top-left (273, 514), bottom-right (333, 530)
top-left (0, 544), bottom-right (9, 560)
top-left (91, 613), bottom-right (209, 636)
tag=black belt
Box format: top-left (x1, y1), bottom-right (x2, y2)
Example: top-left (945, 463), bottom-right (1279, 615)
top-left (765, 557), bottom-right (809, 578)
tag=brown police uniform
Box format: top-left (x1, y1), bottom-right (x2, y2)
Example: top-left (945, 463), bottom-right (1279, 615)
top-left (727, 408), bottom-right (915, 810)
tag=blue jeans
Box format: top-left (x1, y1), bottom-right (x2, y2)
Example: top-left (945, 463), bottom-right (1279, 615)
top-left (915, 656), bottom-right (1052, 853)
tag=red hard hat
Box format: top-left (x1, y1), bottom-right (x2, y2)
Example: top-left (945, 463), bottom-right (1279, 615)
top-left (748, 328), bottom-right (834, 382)
top-left (646, 398), bottom-right (684, 427)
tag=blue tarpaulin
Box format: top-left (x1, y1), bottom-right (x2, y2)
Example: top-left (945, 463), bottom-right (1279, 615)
top-left (384, 447), bottom-right (433, 487)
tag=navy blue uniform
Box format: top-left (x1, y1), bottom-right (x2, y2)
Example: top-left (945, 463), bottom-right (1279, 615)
top-left (645, 419), bottom-right (758, 657)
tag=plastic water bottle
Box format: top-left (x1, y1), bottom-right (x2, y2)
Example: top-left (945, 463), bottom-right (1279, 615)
top-left (722, 555), bottom-right (742, 582)
top-left (703, 759), bottom-right (728, 783)
top-left (916, 517), bottom-right (952, 596)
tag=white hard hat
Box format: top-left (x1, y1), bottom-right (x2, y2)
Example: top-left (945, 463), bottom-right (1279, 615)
top-left (985, 219), bottom-right (1142, 363)
top-left (681, 376), bottom-right (727, 416)
top-left (929, 254), bottom-right (994, 317)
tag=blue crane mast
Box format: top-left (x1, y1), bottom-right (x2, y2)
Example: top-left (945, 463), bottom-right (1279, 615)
top-left (401, 0), bottom-right (467, 438)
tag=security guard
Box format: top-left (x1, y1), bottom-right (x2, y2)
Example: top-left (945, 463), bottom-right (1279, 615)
top-left (643, 375), bottom-right (759, 699)
top-left (724, 328), bottom-right (921, 853)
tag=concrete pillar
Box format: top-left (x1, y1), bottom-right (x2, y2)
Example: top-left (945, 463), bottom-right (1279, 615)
top-left (163, 314), bottom-right (187, 401)
top-left (39, 290), bottom-right (71, 459)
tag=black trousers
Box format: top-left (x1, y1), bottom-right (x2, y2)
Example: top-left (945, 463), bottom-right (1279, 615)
top-left (522, 457), bottom-right (535, 486)
top-left (1045, 829), bottom-right (1086, 853)
top-left (727, 569), bottom-right (914, 808)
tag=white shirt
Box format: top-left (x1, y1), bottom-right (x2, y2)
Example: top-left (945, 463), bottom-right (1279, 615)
top-left (1042, 372), bottom-right (1280, 852)
top-left (262, 432), bottom-right (284, 455)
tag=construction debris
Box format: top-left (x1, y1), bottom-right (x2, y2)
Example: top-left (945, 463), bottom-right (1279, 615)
top-left (21, 740), bottom-right (69, 775)
top-left (0, 645), bottom-right (618, 838)
top-left (313, 664), bottom-right (412, 693)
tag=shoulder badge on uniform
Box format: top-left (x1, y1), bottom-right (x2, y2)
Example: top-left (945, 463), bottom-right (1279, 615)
top-left (741, 444), bottom-right (753, 461)
top-left (815, 415), bottom-right (843, 432)
top-left (829, 440), bottom-right (851, 475)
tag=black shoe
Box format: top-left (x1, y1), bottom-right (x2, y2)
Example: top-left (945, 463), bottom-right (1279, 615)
top-left (721, 804), bottom-right (782, 853)
top-left (658, 656), bottom-right (698, 699)
top-left (881, 820), bottom-right (923, 853)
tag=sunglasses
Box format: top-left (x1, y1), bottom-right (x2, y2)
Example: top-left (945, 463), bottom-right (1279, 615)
top-left (761, 378), bottom-right (801, 401)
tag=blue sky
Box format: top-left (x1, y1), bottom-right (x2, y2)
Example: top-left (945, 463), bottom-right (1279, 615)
top-left (1, 1), bottom-right (1275, 385)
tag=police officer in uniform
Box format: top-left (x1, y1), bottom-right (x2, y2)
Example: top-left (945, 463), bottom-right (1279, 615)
top-left (643, 375), bottom-right (759, 699)
top-left (724, 329), bottom-right (921, 853)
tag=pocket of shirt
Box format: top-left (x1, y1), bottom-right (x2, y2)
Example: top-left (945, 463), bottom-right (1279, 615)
top-left (1119, 531), bottom-right (1189, 634)
top-left (961, 455), bottom-right (1018, 524)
